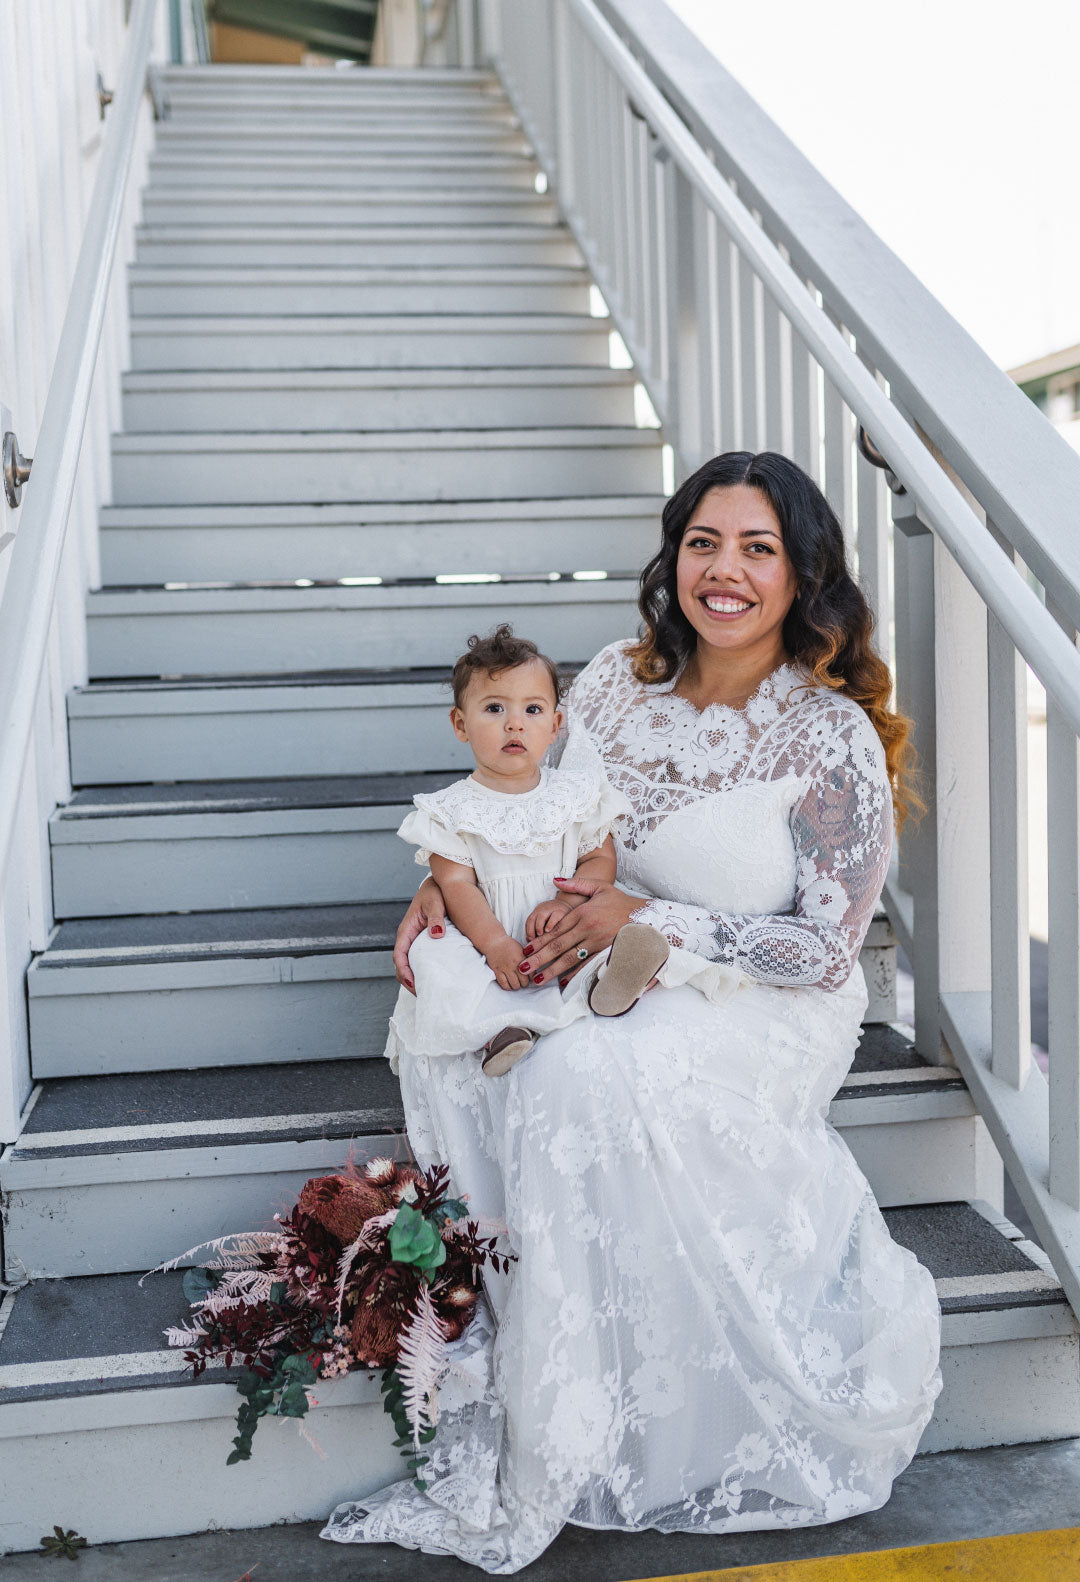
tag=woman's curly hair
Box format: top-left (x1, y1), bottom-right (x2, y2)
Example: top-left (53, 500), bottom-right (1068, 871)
top-left (626, 451), bottom-right (919, 827)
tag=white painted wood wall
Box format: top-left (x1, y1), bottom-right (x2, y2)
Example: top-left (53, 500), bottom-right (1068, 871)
top-left (0, 1), bottom-right (168, 1142)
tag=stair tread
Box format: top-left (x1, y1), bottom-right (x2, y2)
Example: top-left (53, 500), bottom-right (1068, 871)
top-left (11, 1057), bottom-right (402, 1157)
top-left (86, 577), bottom-right (639, 614)
top-left (135, 225), bottom-right (568, 242)
top-left (130, 310), bottom-right (604, 330)
top-left (70, 663), bottom-right (485, 697)
top-left (98, 494), bottom-right (662, 524)
top-left (0, 1205), bottom-right (1066, 1407)
top-left (57, 770), bottom-right (457, 819)
top-left (109, 429), bottom-right (655, 454)
top-left (41, 893), bottom-right (889, 972)
top-left (128, 266), bottom-right (586, 284)
top-left (119, 368), bottom-right (633, 392)
top-left (40, 899), bottom-right (403, 964)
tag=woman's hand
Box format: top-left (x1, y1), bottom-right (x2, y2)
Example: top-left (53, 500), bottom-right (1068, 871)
top-left (393, 876), bottom-right (447, 994)
top-left (519, 877), bottom-right (644, 986)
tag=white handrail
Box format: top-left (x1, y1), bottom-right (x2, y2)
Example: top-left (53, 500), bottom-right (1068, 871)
top-left (486, 0), bottom-right (1080, 1309)
top-left (0, 0), bottom-right (160, 877)
top-left (561, 0), bottom-right (1080, 740)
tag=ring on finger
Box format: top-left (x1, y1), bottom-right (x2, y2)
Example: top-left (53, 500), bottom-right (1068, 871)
top-left (575, 945), bottom-right (589, 961)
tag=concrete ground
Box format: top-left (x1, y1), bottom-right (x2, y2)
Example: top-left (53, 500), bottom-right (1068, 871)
top-left (6, 1438), bottom-right (1080, 1579)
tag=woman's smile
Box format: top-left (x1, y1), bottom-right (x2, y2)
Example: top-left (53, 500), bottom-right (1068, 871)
top-left (698, 591), bottom-right (755, 619)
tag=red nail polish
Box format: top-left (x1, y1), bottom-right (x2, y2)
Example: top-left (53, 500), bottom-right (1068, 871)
top-left (554, 876), bottom-right (566, 882)
top-left (559, 978), bottom-right (569, 989)
top-left (533, 973), bottom-right (544, 984)
top-left (523, 944), bottom-right (534, 957)
top-left (431, 926), bottom-right (443, 937)
top-left (518, 962), bottom-right (530, 974)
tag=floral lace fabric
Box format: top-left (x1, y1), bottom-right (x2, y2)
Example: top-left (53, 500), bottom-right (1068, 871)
top-left (406, 726), bottom-right (630, 862)
top-left (323, 643), bottom-right (942, 1573)
top-left (569, 644), bottom-right (895, 991)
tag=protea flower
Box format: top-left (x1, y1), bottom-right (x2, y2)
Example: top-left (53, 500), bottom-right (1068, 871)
top-left (298, 1175), bottom-right (391, 1244)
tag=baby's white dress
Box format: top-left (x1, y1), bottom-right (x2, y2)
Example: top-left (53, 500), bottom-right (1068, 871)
top-left (387, 726), bottom-right (742, 1065)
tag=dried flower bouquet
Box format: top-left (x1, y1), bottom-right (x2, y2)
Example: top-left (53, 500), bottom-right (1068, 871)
top-left (147, 1157), bottom-right (513, 1480)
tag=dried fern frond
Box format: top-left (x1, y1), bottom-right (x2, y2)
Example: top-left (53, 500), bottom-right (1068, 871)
top-left (164, 1320), bottom-right (207, 1348)
top-left (193, 1267), bottom-right (277, 1312)
top-left (140, 1231), bottom-right (283, 1283)
top-left (396, 1282), bottom-right (450, 1449)
top-left (298, 1418), bottom-right (329, 1460)
top-left (443, 1215), bottom-right (509, 1241)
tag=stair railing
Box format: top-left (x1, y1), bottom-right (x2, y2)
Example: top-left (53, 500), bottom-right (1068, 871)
top-left (473, 0), bottom-right (1080, 1310)
top-left (0, 0), bottom-right (163, 1141)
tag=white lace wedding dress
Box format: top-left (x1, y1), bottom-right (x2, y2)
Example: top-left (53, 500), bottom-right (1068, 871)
top-left (322, 642), bottom-right (942, 1573)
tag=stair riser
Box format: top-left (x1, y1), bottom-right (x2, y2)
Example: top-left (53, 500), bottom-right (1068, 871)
top-left (0, 1109), bottom-right (991, 1278)
top-left (108, 442), bottom-right (659, 507)
top-left (120, 380), bottom-right (634, 434)
top-left (160, 98), bottom-right (515, 121)
top-left (1, 1136), bottom-right (396, 1280)
top-left (99, 510), bottom-right (656, 583)
top-left (141, 195), bottom-right (556, 225)
top-left (129, 323), bottom-right (609, 370)
top-left (3, 1319), bottom-right (1076, 1556)
top-left (85, 590), bottom-right (641, 678)
top-left (28, 955), bottom-right (399, 1079)
top-left (50, 816), bottom-right (418, 917)
top-left (162, 92), bottom-right (511, 114)
top-left (132, 234), bottom-right (581, 265)
top-left (128, 277), bottom-right (589, 316)
top-left (0, 1382), bottom-right (399, 1555)
top-left (86, 594), bottom-right (641, 680)
top-left (154, 130), bottom-right (533, 155)
top-left (920, 1323), bottom-right (1080, 1452)
top-left (135, 236), bottom-right (580, 266)
top-left (147, 159), bottom-right (540, 189)
top-left (27, 940), bottom-right (895, 1080)
top-left (68, 684), bottom-right (475, 784)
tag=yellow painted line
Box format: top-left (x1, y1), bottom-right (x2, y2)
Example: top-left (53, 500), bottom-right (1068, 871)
top-left (637, 1525), bottom-right (1080, 1581)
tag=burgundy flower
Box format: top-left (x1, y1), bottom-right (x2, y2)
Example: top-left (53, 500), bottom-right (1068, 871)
top-left (297, 1175), bottom-right (392, 1245)
top-left (351, 1264), bottom-right (417, 1367)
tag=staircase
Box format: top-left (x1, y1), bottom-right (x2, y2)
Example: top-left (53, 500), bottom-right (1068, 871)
top-left (0, 63), bottom-right (1077, 1555)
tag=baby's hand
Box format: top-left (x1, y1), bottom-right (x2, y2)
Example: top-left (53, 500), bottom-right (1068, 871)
top-left (484, 937), bottom-right (530, 991)
top-left (525, 897), bottom-right (576, 940)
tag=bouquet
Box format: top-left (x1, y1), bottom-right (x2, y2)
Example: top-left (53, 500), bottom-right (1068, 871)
top-left (147, 1156), bottom-right (513, 1481)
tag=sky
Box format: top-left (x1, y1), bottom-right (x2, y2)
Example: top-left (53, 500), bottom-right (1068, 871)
top-left (667, 0), bottom-right (1080, 372)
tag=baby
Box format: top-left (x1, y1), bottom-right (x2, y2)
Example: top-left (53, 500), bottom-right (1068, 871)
top-left (386, 624), bottom-right (677, 1077)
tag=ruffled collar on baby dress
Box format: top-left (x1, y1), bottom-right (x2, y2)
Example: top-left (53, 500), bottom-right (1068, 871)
top-left (411, 727), bottom-right (614, 858)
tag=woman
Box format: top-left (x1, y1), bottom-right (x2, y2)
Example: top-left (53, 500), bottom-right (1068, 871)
top-left (322, 452), bottom-right (942, 1573)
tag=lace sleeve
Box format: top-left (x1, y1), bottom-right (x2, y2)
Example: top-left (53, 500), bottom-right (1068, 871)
top-left (632, 709), bottom-right (893, 991)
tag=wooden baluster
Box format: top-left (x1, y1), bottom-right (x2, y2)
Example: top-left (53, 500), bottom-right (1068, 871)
top-left (712, 213), bottom-right (737, 455)
top-left (987, 522), bottom-right (1031, 1091)
top-left (892, 493), bottom-right (941, 1061)
top-left (736, 244), bottom-right (759, 452)
top-left (1047, 600), bottom-right (1080, 1207)
top-left (789, 317), bottom-right (821, 486)
top-left (762, 282), bottom-right (785, 454)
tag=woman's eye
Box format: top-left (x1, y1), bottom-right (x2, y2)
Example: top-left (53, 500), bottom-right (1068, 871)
top-left (747, 542), bottom-right (775, 554)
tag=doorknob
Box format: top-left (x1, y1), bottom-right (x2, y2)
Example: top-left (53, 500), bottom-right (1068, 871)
top-left (3, 431), bottom-right (32, 507)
